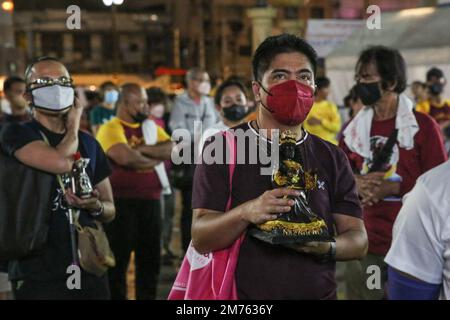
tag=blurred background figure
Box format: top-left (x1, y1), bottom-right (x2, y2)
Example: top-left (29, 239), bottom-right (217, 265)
top-left (416, 67), bottom-right (450, 153)
top-left (338, 85), bottom-right (363, 142)
top-left (146, 86), bottom-right (177, 264)
top-left (169, 67), bottom-right (217, 253)
top-left (0, 76), bottom-right (29, 300)
top-left (96, 83), bottom-right (173, 300)
top-left (199, 78), bottom-right (249, 153)
top-left (303, 76), bottom-right (341, 145)
top-left (0, 76), bottom-right (30, 125)
top-left (80, 90), bottom-right (102, 133)
top-left (90, 81), bottom-right (119, 135)
top-left (410, 81), bottom-right (428, 105)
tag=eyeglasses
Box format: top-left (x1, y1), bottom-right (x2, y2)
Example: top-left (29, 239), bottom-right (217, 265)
top-left (28, 76), bottom-right (74, 88)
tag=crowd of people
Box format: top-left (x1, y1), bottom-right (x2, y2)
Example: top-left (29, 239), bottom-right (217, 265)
top-left (0, 33), bottom-right (449, 300)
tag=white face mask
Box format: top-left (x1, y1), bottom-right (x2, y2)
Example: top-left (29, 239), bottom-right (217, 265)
top-left (198, 81), bottom-right (211, 96)
top-left (32, 85), bottom-right (74, 112)
top-left (150, 104), bottom-right (165, 119)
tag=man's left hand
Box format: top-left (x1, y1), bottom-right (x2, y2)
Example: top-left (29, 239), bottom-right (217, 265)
top-left (287, 241), bottom-right (331, 256)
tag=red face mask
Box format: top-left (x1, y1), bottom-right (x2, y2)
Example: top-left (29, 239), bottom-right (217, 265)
top-left (260, 80), bottom-right (314, 126)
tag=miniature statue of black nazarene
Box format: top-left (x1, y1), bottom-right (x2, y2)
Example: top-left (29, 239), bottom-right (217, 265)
top-left (249, 130), bottom-right (332, 245)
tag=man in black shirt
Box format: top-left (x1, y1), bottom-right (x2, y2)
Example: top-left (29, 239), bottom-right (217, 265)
top-left (0, 57), bottom-right (115, 299)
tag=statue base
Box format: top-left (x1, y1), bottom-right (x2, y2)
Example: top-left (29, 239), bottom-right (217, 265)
top-left (248, 219), bottom-right (333, 245)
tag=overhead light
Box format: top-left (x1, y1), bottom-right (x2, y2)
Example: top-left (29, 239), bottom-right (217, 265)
top-left (150, 14), bottom-right (158, 21)
top-left (1, 1), bottom-right (14, 12)
top-left (113, 0), bottom-right (124, 5)
top-left (103, 0), bottom-right (113, 6)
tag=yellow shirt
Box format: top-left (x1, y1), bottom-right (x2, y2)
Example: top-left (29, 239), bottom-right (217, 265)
top-left (303, 100), bottom-right (341, 145)
top-left (96, 117), bottom-right (170, 153)
top-left (415, 100), bottom-right (431, 114)
top-left (96, 117), bottom-right (171, 199)
top-left (416, 99), bottom-right (450, 123)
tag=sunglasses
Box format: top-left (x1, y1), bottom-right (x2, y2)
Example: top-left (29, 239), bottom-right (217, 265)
top-left (28, 76), bottom-right (74, 88)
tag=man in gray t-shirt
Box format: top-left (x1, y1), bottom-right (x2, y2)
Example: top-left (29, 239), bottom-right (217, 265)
top-left (169, 68), bottom-right (217, 252)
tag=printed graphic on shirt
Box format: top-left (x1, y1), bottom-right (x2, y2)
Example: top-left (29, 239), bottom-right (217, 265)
top-left (361, 135), bottom-right (402, 201)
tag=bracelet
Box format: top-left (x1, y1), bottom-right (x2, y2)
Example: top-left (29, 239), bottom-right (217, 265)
top-left (90, 201), bottom-right (104, 217)
top-left (328, 241), bottom-right (336, 260)
top-left (316, 241), bottom-right (336, 263)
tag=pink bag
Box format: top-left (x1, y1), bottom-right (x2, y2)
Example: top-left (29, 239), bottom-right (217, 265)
top-left (168, 131), bottom-right (243, 300)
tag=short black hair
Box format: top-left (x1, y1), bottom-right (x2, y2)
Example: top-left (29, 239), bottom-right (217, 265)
top-left (99, 81), bottom-right (116, 92)
top-left (3, 76), bottom-right (25, 92)
top-left (24, 56), bottom-right (63, 85)
top-left (146, 86), bottom-right (167, 105)
top-left (252, 34), bottom-right (318, 82)
top-left (426, 67), bottom-right (444, 81)
top-left (411, 80), bottom-right (426, 88)
top-left (356, 45), bottom-right (407, 93)
top-left (214, 79), bottom-right (247, 106)
top-left (316, 77), bottom-right (330, 90)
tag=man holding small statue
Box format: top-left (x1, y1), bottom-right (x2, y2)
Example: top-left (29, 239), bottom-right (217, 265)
top-left (0, 57), bottom-right (115, 300)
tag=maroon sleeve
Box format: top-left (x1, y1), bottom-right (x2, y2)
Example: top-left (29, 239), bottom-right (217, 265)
top-left (399, 113), bottom-right (448, 195)
top-left (338, 137), bottom-right (363, 174)
top-left (331, 147), bottom-right (363, 218)
top-left (192, 139), bottom-right (230, 212)
top-left (417, 113), bottom-right (448, 172)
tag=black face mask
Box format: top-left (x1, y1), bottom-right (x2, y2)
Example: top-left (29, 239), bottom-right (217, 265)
top-left (222, 104), bottom-right (247, 122)
top-left (133, 112), bottom-right (148, 123)
top-left (429, 83), bottom-right (443, 96)
top-left (355, 81), bottom-right (382, 106)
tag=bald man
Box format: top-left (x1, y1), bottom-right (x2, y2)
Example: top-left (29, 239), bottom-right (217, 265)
top-left (96, 83), bottom-right (173, 300)
top-left (0, 57), bottom-right (115, 299)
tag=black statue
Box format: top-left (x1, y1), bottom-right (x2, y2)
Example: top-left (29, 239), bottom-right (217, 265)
top-left (249, 130), bottom-right (331, 245)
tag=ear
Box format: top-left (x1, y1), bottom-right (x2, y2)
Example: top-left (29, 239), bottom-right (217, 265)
top-left (252, 81), bottom-right (261, 103)
top-left (385, 80), bottom-right (397, 92)
top-left (24, 91), bottom-right (32, 104)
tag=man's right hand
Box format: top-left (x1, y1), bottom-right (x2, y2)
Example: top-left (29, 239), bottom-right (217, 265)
top-left (65, 97), bottom-right (82, 132)
top-left (241, 188), bottom-right (299, 225)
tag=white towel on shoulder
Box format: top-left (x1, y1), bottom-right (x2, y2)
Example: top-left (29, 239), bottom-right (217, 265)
top-left (142, 119), bottom-right (172, 195)
top-left (343, 93), bottom-right (419, 160)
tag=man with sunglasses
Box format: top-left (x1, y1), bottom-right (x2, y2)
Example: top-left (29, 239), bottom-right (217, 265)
top-left (0, 57), bottom-right (115, 299)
